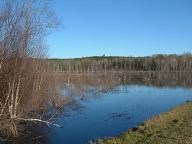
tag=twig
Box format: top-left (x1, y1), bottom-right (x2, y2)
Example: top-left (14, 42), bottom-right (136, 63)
top-left (47, 106), bottom-right (62, 122)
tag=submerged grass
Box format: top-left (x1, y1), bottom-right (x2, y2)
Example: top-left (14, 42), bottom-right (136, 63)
top-left (95, 101), bottom-right (192, 144)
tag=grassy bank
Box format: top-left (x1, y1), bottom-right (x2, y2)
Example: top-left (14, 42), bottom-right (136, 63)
top-left (96, 101), bottom-right (192, 144)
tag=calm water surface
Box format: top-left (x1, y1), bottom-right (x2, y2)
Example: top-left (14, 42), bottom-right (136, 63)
top-left (45, 84), bottom-right (192, 144)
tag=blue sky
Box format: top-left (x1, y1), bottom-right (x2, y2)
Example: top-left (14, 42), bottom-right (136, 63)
top-left (47, 0), bottom-right (192, 58)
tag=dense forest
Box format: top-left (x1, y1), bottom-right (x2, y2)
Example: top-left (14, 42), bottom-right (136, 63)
top-left (48, 54), bottom-right (192, 73)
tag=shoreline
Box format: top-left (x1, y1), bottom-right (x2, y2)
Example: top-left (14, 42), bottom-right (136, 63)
top-left (95, 101), bottom-right (192, 144)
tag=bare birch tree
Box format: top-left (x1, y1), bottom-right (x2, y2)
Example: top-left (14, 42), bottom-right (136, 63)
top-left (0, 0), bottom-right (59, 137)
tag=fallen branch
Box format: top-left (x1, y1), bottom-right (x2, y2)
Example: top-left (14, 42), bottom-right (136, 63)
top-left (16, 118), bottom-right (63, 128)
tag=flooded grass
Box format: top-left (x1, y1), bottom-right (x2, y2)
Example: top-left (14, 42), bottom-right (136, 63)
top-left (95, 101), bottom-right (192, 144)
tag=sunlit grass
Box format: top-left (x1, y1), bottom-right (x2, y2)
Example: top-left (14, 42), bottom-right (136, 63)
top-left (95, 101), bottom-right (192, 144)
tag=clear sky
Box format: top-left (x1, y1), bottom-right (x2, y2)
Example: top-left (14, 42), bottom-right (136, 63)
top-left (47, 0), bottom-right (192, 58)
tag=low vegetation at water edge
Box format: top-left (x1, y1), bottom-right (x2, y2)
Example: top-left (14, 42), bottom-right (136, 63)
top-left (95, 101), bottom-right (192, 144)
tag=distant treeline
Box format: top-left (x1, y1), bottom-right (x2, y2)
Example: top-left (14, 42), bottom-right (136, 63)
top-left (48, 54), bottom-right (192, 72)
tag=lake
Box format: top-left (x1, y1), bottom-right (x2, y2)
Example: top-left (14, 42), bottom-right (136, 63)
top-left (44, 74), bottom-right (192, 144)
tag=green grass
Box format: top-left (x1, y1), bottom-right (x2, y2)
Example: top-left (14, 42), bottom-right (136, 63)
top-left (95, 102), bottom-right (192, 144)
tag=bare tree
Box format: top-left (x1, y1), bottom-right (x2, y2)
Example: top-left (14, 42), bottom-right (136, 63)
top-left (0, 0), bottom-right (60, 137)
